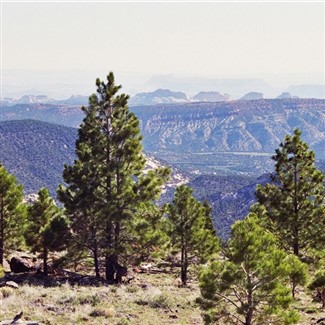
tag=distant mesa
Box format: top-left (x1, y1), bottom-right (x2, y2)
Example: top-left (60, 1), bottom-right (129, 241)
top-left (129, 89), bottom-right (234, 106)
top-left (193, 91), bottom-right (232, 102)
top-left (57, 95), bottom-right (88, 106)
top-left (240, 92), bottom-right (264, 100)
top-left (17, 95), bottom-right (55, 104)
top-left (1, 94), bottom-right (88, 106)
top-left (276, 92), bottom-right (294, 99)
top-left (129, 88), bottom-right (190, 106)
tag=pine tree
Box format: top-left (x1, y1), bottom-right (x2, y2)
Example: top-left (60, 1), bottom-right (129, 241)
top-left (130, 203), bottom-right (170, 264)
top-left (58, 72), bottom-right (169, 282)
top-left (255, 129), bottom-right (325, 257)
top-left (0, 163), bottom-right (25, 266)
top-left (199, 214), bottom-right (300, 325)
top-left (286, 254), bottom-right (308, 298)
top-left (168, 185), bottom-right (219, 286)
top-left (26, 188), bottom-right (70, 276)
top-left (57, 108), bottom-right (104, 277)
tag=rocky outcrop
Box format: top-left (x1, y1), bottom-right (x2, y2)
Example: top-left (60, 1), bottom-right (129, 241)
top-left (10, 256), bottom-right (35, 273)
top-left (133, 98), bottom-right (325, 160)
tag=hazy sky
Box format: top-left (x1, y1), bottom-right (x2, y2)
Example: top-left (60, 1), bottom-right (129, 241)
top-left (1, 1), bottom-right (325, 98)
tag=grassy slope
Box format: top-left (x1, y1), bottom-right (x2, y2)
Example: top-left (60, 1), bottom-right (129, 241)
top-left (0, 272), bottom-right (202, 325)
top-left (1, 270), bottom-right (325, 325)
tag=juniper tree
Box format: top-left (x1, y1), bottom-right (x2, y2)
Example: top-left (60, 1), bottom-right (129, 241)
top-left (58, 72), bottom-right (169, 282)
top-left (26, 188), bottom-right (70, 276)
top-left (168, 185), bottom-right (219, 286)
top-left (255, 129), bottom-right (325, 257)
top-left (0, 163), bottom-right (25, 266)
top-left (199, 214), bottom-right (300, 325)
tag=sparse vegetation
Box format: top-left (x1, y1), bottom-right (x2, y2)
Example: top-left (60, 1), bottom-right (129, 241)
top-left (0, 272), bottom-right (203, 324)
top-left (0, 74), bottom-right (324, 325)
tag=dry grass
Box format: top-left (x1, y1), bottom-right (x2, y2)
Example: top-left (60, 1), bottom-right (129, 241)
top-left (0, 272), bottom-right (203, 325)
top-left (0, 272), bottom-right (324, 325)
top-left (291, 288), bottom-right (325, 325)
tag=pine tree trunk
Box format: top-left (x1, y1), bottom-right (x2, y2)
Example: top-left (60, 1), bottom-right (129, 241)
top-left (245, 311), bottom-right (253, 325)
top-left (43, 247), bottom-right (48, 277)
top-left (245, 293), bottom-right (254, 325)
top-left (292, 282), bottom-right (296, 298)
top-left (105, 254), bottom-right (118, 283)
top-left (293, 236), bottom-right (299, 256)
top-left (0, 236), bottom-right (3, 266)
top-left (293, 164), bottom-right (299, 257)
top-left (105, 220), bottom-right (116, 282)
top-left (93, 243), bottom-right (100, 278)
top-left (245, 273), bottom-right (254, 325)
top-left (181, 245), bottom-right (187, 286)
top-left (0, 201), bottom-right (4, 266)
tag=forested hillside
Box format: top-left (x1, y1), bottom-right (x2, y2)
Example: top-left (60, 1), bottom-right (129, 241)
top-left (0, 119), bottom-right (187, 200)
top-left (0, 120), bottom-right (76, 196)
top-left (1, 119), bottom-right (324, 238)
top-left (2, 98), bottom-right (325, 176)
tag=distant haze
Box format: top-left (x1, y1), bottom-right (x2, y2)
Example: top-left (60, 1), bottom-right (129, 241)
top-left (1, 2), bottom-right (324, 99)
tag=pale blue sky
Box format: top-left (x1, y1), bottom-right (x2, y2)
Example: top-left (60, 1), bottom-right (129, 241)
top-left (1, 1), bottom-right (325, 98)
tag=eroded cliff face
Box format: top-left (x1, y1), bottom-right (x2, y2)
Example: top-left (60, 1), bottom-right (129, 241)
top-left (132, 99), bottom-right (325, 158)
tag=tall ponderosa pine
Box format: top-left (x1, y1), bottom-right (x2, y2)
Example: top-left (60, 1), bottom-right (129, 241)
top-left (0, 163), bottom-right (25, 266)
top-left (58, 72), bottom-right (169, 282)
top-left (26, 188), bottom-right (70, 276)
top-left (58, 106), bottom-right (104, 277)
top-left (199, 214), bottom-right (300, 325)
top-left (255, 129), bottom-right (325, 257)
top-left (168, 185), bottom-right (219, 286)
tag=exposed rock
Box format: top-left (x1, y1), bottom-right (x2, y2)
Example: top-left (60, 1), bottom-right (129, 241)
top-left (10, 256), bottom-right (35, 273)
top-left (4, 280), bottom-right (19, 288)
top-left (23, 193), bottom-right (39, 204)
top-left (2, 258), bottom-right (11, 272)
top-left (132, 99), bottom-right (325, 161)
